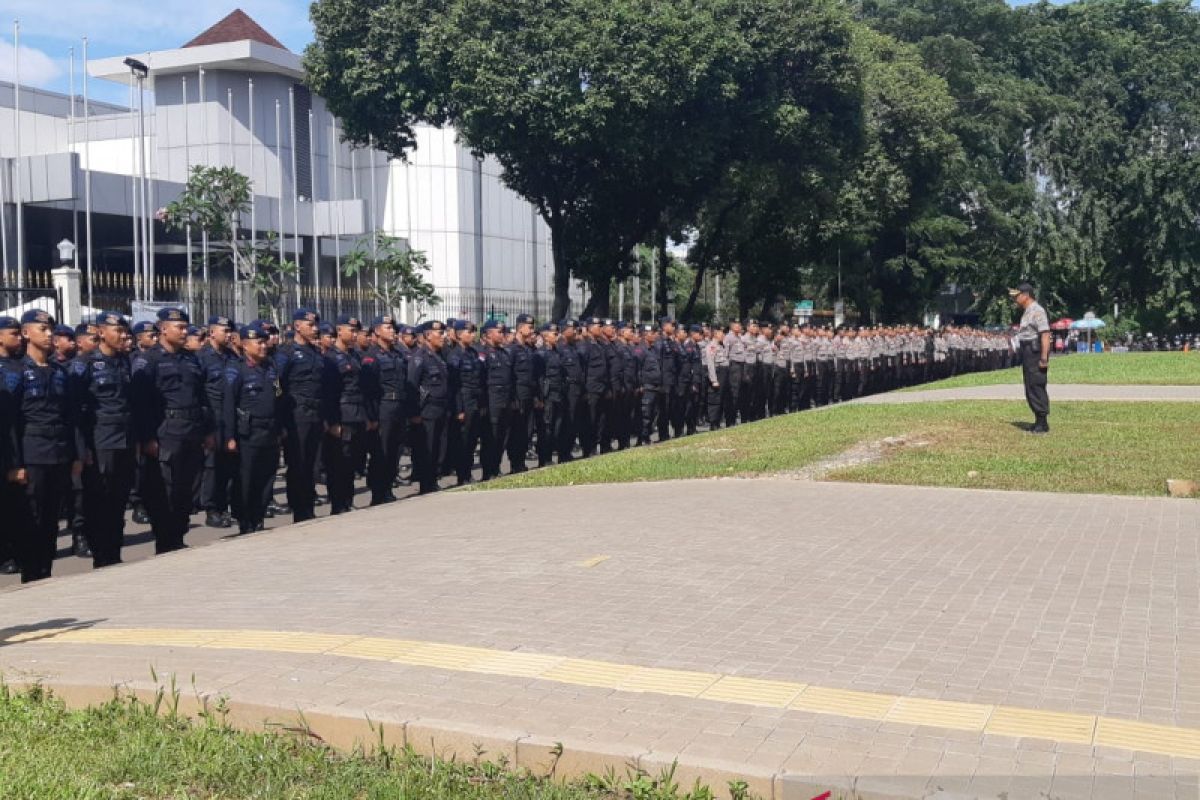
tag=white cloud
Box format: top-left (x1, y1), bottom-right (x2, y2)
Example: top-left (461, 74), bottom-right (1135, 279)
top-left (0, 37), bottom-right (63, 87)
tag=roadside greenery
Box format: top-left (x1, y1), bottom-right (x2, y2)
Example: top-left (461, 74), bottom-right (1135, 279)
top-left (909, 352), bottom-right (1200, 390)
top-left (306, 0), bottom-right (1200, 329)
top-left (0, 685), bottom-right (753, 800)
top-left (475, 401), bottom-right (1199, 497)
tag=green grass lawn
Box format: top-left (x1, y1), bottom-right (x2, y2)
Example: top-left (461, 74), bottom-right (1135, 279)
top-left (476, 401), bottom-right (1199, 497)
top-left (0, 686), bottom-right (740, 800)
top-left (905, 351), bottom-right (1199, 390)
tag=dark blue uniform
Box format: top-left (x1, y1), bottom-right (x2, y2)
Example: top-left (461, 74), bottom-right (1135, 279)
top-left (131, 343), bottom-right (211, 553)
top-left (635, 342), bottom-right (663, 444)
top-left (653, 336), bottom-right (678, 441)
top-left (199, 343), bottom-right (236, 524)
top-left (535, 345), bottom-right (564, 466)
top-left (482, 344), bottom-right (513, 479)
top-left (406, 343), bottom-right (449, 494)
top-left (223, 355), bottom-right (281, 533)
top-left (506, 341), bottom-right (538, 473)
top-left (446, 343), bottom-right (485, 485)
top-left (10, 356), bottom-right (76, 582)
top-left (71, 346), bottom-right (134, 567)
top-left (363, 343), bottom-right (408, 504)
top-left (323, 345), bottom-right (375, 514)
top-left (579, 337), bottom-right (611, 456)
top-left (559, 340), bottom-right (584, 460)
top-left (276, 338), bottom-right (326, 521)
top-left (0, 349), bottom-right (21, 572)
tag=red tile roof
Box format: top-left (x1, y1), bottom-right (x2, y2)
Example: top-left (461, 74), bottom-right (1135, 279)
top-left (183, 10), bottom-right (288, 51)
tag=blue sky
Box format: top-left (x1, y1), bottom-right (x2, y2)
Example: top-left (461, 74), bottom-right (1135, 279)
top-left (3, 0), bottom-right (1048, 107)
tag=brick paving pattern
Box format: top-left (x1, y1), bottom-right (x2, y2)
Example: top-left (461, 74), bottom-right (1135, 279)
top-left (0, 480), bottom-right (1196, 798)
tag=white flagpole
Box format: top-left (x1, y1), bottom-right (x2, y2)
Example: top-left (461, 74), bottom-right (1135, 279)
top-left (331, 116), bottom-right (341, 315)
top-left (13, 20), bottom-right (25, 297)
top-left (199, 67), bottom-right (209, 319)
top-left (288, 86), bottom-right (300, 307)
top-left (274, 98), bottom-right (289, 306)
top-left (248, 78), bottom-right (256, 280)
top-left (351, 146), bottom-right (367, 315)
top-left (129, 79), bottom-right (140, 303)
top-left (82, 37), bottom-right (93, 309)
top-left (227, 87), bottom-right (237, 291)
top-left (308, 108), bottom-right (319, 315)
top-left (367, 135), bottom-right (380, 316)
top-left (68, 46), bottom-right (79, 270)
top-left (183, 74), bottom-right (193, 311)
top-left (136, 64), bottom-right (150, 301)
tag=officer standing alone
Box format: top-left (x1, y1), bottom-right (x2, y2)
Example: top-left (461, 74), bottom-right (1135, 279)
top-left (1010, 282), bottom-right (1052, 433)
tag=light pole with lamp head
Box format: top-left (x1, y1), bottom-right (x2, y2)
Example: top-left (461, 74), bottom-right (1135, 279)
top-left (124, 57), bottom-right (151, 301)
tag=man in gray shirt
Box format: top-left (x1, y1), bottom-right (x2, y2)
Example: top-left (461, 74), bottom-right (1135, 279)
top-left (1010, 282), bottom-right (1051, 433)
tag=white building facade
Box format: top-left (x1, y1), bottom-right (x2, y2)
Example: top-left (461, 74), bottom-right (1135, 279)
top-left (0, 10), bottom-right (572, 323)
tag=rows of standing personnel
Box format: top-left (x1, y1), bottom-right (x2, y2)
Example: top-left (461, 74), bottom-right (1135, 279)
top-left (0, 307), bottom-right (1015, 583)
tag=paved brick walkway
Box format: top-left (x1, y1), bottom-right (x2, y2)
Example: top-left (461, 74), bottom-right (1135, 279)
top-left (853, 383), bottom-right (1200, 404)
top-left (0, 480), bottom-right (1196, 799)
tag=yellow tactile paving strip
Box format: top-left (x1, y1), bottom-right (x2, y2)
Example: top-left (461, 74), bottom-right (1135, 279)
top-left (5, 626), bottom-right (1197, 759)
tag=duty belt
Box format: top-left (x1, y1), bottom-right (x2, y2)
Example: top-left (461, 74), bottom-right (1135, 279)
top-left (24, 423), bottom-right (65, 435)
top-left (164, 407), bottom-right (204, 420)
top-left (381, 392), bottom-right (403, 401)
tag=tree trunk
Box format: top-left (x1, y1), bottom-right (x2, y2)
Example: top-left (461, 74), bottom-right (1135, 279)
top-left (656, 231), bottom-right (670, 319)
top-left (585, 274), bottom-right (612, 318)
top-left (681, 261), bottom-right (707, 322)
top-left (549, 214), bottom-right (571, 321)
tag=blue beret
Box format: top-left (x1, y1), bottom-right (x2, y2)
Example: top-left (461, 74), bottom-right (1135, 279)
top-left (560, 319), bottom-right (578, 329)
top-left (207, 315), bottom-right (233, 328)
top-left (481, 320), bottom-right (501, 332)
top-left (20, 309), bottom-right (54, 326)
top-left (538, 322), bottom-right (559, 333)
top-left (445, 317), bottom-right (458, 326)
top-left (335, 314), bottom-right (362, 329)
top-left (746, 318), bottom-right (758, 326)
top-left (615, 321), bottom-right (631, 331)
top-left (0, 316), bottom-right (18, 330)
top-left (131, 321), bottom-right (156, 336)
top-left (688, 324), bottom-right (702, 333)
top-left (186, 326), bottom-right (201, 337)
top-left (240, 321), bottom-right (269, 340)
top-left (95, 311), bottom-right (127, 328)
top-left (292, 308), bottom-right (319, 323)
top-left (398, 324), bottom-right (415, 336)
top-left (370, 314), bottom-right (395, 329)
top-left (421, 320), bottom-right (445, 333)
top-left (638, 323), bottom-right (654, 333)
top-left (658, 317), bottom-right (675, 327)
top-left (515, 313), bottom-right (535, 325)
top-left (318, 322), bottom-right (334, 335)
top-left (75, 322), bottom-right (98, 336)
top-left (156, 307), bottom-right (188, 323)
top-left (586, 317), bottom-right (603, 327)
top-left (53, 324), bottom-right (75, 338)
top-left (451, 319), bottom-right (471, 331)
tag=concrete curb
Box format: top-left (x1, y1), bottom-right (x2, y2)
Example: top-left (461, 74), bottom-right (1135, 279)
top-left (2, 677), bottom-right (927, 800)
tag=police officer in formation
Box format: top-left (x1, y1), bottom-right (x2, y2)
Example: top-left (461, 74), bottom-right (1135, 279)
top-left (0, 305), bottom-right (1016, 583)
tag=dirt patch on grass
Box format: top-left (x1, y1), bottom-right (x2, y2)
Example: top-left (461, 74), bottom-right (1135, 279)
top-left (777, 434), bottom-right (932, 481)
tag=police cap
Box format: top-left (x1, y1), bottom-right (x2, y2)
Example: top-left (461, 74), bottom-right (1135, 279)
top-left (131, 321), bottom-right (156, 336)
top-left (0, 316), bottom-right (19, 331)
top-left (335, 314), bottom-right (362, 330)
top-left (292, 308), bottom-right (320, 323)
top-left (318, 322), bottom-right (334, 336)
top-left (53, 324), bottom-right (75, 338)
top-left (481, 320), bottom-right (501, 333)
top-left (539, 322), bottom-right (559, 333)
top-left (156, 307), bottom-right (189, 323)
top-left (370, 314), bottom-right (395, 330)
top-left (20, 309), bottom-right (54, 326)
top-left (240, 321), bottom-right (269, 340)
top-left (515, 313), bottom-right (535, 326)
top-left (207, 315), bottom-right (233, 328)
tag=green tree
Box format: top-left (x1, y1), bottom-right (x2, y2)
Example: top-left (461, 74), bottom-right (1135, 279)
top-left (305, 0), bottom-right (863, 319)
top-left (341, 234), bottom-right (439, 319)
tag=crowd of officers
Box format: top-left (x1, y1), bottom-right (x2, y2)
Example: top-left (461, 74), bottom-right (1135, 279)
top-left (0, 305), bottom-right (1016, 584)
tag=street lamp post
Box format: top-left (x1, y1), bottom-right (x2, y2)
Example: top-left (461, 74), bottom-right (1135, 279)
top-left (57, 238), bottom-right (76, 267)
top-left (124, 58), bottom-right (151, 301)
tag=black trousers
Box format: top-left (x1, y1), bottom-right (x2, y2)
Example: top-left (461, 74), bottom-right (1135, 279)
top-left (707, 366), bottom-right (728, 429)
top-left (1020, 343), bottom-right (1050, 420)
top-left (83, 448), bottom-right (134, 568)
top-left (17, 463), bottom-right (71, 583)
top-left (483, 405), bottom-right (509, 479)
top-left (539, 397), bottom-right (563, 466)
top-left (142, 441), bottom-right (203, 555)
top-left (324, 422), bottom-right (366, 514)
top-left (725, 362), bottom-right (744, 426)
top-left (656, 387), bottom-right (673, 442)
top-left (585, 392), bottom-right (610, 455)
top-left (411, 415), bottom-right (446, 494)
top-left (201, 449), bottom-right (236, 514)
top-left (560, 387), bottom-right (582, 461)
top-left (368, 407), bottom-right (407, 504)
top-left (453, 408), bottom-right (483, 482)
top-left (507, 399), bottom-right (534, 473)
top-left (284, 415), bottom-right (323, 522)
top-left (640, 389), bottom-right (660, 443)
top-left (236, 442), bottom-right (277, 532)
